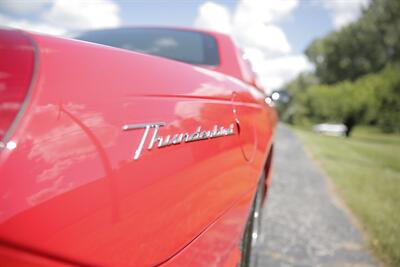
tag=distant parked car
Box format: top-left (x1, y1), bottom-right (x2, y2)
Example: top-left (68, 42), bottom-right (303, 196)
top-left (313, 123), bottom-right (347, 136)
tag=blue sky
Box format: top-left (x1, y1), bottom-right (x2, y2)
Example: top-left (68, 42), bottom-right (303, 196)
top-left (116, 0), bottom-right (331, 54)
top-left (0, 0), bottom-right (367, 89)
top-left (278, 2), bottom-right (332, 54)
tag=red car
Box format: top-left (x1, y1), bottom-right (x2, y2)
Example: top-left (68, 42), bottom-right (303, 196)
top-left (0, 27), bottom-right (277, 266)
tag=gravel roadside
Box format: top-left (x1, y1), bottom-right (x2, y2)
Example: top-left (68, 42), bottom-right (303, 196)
top-left (256, 124), bottom-right (378, 267)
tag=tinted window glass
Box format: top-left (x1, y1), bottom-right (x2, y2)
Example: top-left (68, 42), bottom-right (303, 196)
top-left (77, 28), bottom-right (219, 66)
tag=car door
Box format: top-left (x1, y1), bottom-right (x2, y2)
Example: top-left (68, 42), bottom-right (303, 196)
top-left (0, 34), bottom-right (266, 266)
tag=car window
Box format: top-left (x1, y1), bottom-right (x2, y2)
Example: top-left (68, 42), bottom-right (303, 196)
top-left (76, 28), bottom-right (219, 66)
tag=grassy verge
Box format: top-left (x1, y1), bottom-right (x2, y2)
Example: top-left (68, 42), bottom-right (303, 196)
top-left (293, 126), bottom-right (400, 267)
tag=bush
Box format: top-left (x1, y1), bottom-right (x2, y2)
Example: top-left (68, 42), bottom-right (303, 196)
top-left (376, 66), bottom-right (400, 132)
top-left (281, 65), bottom-right (400, 135)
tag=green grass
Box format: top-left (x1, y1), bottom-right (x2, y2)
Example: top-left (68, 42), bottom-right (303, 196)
top-left (293, 126), bottom-right (400, 267)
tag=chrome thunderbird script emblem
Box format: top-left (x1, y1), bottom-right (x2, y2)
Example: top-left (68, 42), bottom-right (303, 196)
top-left (123, 122), bottom-right (235, 160)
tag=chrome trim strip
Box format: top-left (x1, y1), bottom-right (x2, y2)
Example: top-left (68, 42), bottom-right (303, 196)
top-left (123, 122), bottom-right (166, 160)
top-left (122, 122), bottom-right (166, 131)
top-left (1, 30), bottom-right (39, 152)
top-left (123, 122), bottom-right (235, 160)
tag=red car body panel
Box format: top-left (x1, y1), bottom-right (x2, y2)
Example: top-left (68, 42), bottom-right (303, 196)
top-left (0, 28), bottom-right (277, 266)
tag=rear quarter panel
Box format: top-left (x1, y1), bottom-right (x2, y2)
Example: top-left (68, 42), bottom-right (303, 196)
top-left (0, 33), bottom-right (274, 266)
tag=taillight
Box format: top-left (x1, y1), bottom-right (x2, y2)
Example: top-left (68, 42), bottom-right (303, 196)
top-left (0, 29), bottom-right (36, 143)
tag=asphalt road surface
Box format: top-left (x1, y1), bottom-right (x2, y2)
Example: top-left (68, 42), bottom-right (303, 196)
top-left (256, 125), bottom-right (378, 267)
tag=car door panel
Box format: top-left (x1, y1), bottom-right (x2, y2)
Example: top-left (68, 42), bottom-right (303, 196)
top-left (0, 35), bottom-right (271, 266)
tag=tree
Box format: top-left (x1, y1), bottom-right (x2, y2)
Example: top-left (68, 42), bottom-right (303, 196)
top-left (284, 65), bottom-right (400, 136)
top-left (277, 72), bottom-right (319, 124)
top-left (279, 0), bottom-right (400, 136)
top-left (305, 0), bottom-right (400, 84)
top-left (301, 82), bottom-right (370, 137)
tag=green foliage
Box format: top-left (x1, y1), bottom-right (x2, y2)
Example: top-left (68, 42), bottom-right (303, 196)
top-left (374, 66), bottom-right (400, 132)
top-left (306, 0), bottom-right (400, 84)
top-left (279, 0), bottom-right (400, 136)
top-left (281, 65), bottom-right (400, 135)
top-left (277, 72), bottom-right (318, 125)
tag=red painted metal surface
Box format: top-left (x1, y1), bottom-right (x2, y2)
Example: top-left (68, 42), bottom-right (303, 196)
top-left (0, 28), bottom-right (276, 266)
top-left (0, 29), bottom-right (35, 141)
top-left (0, 244), bottom-right (72, 267)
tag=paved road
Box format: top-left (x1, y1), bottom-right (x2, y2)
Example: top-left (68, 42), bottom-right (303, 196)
top-left (256, 125), bottom-right (377, 267)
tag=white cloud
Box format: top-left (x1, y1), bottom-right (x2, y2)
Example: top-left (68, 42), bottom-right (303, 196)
top-left (0, 0), bottom-right (51, 14)
top-left (194, 1), bottom-right (232, 34)
top-left (195, 0), bottom-right (295, 54)
top-left (45, 0), bottom-right (120, 31)
top-left (234, 23), bottom-right (290, 55)
top-left (255, 54), bottom-right (313, 90)
top-left (0, 14), bottom-right (66, 35)
top-left (320, 0), bottom-right (369, 29)
top-left (232, 0), bottom-right (297, 54)
top-left (234, 0), bottom-right (298, 25)
top-left (243, 47), bottom-right (312, 89)
top-left (0, 0), bottom-right (120, 35)
top-left (195, 0), bottom-right (309, 90)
